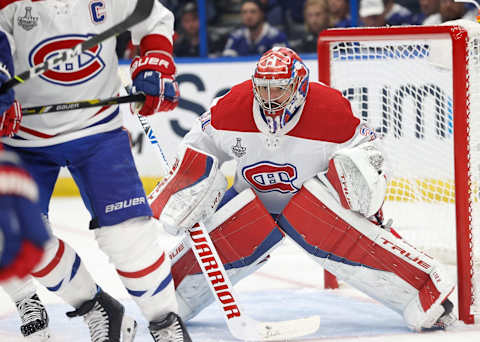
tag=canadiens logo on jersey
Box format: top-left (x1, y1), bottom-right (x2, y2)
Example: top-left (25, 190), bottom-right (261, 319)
top-left (18, 7), bottom-right (39, 31)
top-left (29, 34), bottom-right (105, 86)
top-left (242, 162), bottom-right (299, 193)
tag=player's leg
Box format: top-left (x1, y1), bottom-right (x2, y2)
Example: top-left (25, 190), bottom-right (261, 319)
top-left (2, 277), bottom-right (50, 341)
top-left (68, 127), bottom-right (190, 341)
top-left (168, 187), bottom-right (285, 321)
top-left (5, 144), bottom-right (135, 342)
top-left (278, 176), bottom-right (455, 331)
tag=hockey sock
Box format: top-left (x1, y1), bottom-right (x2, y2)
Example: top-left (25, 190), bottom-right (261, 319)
top-left (95, 216), bottom-right (177, 322)
top-left (31, 237), bottom-right (97, 308)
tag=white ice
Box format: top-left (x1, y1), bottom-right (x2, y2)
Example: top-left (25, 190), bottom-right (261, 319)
top-left (1, 198), bottom-right (480, 342)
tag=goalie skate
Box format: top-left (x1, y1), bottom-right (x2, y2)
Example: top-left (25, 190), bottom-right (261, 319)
top-left (66, 289), bottom-right (137, 342)
top-left (15, 294), bottom-right (51, 341)
top-left (423, 299), bottom-right (457, 331)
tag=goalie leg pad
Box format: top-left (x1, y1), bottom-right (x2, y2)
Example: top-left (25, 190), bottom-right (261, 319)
top-left (95, 217), bottom-right (177, 321)
top-left (148, 145), bottom-right (227, 235)
top-left (278, 177), bottom-right (455, 331)
top-left (170, 188), bottom-right (284, 321)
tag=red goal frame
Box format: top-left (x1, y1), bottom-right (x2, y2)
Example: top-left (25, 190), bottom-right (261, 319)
top-left (317, 25), bottom-right (474, 324)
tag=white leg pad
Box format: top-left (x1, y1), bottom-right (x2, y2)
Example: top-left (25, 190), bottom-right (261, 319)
top-left (279, 177), bottom-right (455, 331)
top-left (176, 256), bottom-right (269, 321)
top-left (170, 189), bottom-right (284, 321)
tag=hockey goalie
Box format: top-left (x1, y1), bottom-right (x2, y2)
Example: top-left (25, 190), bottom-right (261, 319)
top-left (149, 47), bottom-right (456, 332)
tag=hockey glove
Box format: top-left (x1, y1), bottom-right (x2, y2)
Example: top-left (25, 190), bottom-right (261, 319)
top-left (130, 53), bottom-right (179, 116)
top-left (0, 73), bottom-right (22, 137)
top-left (0, 148), bottom-right (50, 281)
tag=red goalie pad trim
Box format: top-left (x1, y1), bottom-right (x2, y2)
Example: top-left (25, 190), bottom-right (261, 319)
top-left (325, 158), bottom-right (351, 210)
top-left (419, 277), bottom-right (442, 312)
top-left (171, 194), bottom-right (283, 287)
top-left (281, 186), bottom-right (431, 291)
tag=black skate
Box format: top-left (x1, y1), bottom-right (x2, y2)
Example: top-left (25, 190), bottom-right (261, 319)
top-left (149, 312), bottom-right (192, 342)
top-left (66, 289), bottom-right (137, 342)
top-left (15, 294), bottom-right (50, 341)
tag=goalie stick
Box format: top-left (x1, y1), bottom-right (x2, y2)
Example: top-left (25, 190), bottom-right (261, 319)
top-left (135, 111), bottom-right (321, 341)
top-left (0, 0), bottom-right (154, 93)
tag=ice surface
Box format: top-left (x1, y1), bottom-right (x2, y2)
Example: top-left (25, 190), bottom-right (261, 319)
top-left (1, 198), bottom-right (480, 341)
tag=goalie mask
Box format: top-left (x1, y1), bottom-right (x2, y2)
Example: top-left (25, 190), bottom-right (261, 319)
top-left (252, 47), bottom-right (309, 133)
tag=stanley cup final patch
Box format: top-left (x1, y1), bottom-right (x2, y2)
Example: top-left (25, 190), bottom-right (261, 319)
top-left (232, 137), bottom-right (246, 158)
top-left (18, 7), bottom-right (39, 31)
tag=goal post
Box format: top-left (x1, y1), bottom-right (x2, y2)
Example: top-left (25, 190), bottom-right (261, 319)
top-left (317, 20), bottom-right (480, 324)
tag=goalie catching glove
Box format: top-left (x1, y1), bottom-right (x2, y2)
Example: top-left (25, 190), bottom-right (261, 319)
top-left (323, 142), bottom-right (387, 217)
top-left (148, 146), bottom-right (228, 236)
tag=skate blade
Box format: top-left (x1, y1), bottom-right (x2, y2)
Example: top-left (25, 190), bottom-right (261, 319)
top-left (25, 328), bottom-right (51, 341)
top-left (121, 315), bottom-right (137, 342)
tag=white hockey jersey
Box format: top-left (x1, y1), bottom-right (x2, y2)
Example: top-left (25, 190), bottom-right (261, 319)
top-left (0, 0), bottom-right (173, 147)
top-left (182, 80), bottom-right (378, 214)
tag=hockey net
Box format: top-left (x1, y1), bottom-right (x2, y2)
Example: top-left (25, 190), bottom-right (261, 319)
top-left (317, 20), bottom-right (480, 324)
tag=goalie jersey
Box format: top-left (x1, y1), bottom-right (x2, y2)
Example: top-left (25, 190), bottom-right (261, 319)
top-left (0, 0), bottom-right (173, 147)
top-left (182, 80), bottom-right (379, 214)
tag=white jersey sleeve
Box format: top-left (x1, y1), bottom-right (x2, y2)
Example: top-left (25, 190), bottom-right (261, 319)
top-left (0, 0), bottom-right (174, 148)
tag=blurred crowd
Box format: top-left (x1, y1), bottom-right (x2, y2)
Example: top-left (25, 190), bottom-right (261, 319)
top-left (116, 0), bottom-right (480, 59)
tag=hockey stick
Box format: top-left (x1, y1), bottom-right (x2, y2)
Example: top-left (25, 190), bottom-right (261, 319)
top-left (0, 0), bottom-right (154, 93)
top-left (136, 112), bottom-right (321, 341)
top-left (22, 94), bottom-right (146, 115)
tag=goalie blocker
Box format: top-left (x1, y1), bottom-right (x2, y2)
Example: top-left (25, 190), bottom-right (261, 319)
top-left (149, 145), bottom-right (228, 236)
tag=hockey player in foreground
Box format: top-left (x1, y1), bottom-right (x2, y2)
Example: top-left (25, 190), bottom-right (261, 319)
top-left (0, 2), bottom-right (191, 341)
top-left (150, 47), bottom-right (457, 332)
top-left (0, 142), bottom-right (50, 289)
top-left (0, 142), bottom-right (52, 340)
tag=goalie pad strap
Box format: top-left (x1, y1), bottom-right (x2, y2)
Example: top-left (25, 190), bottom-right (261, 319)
top-left (171, 188), bottom-right (284, 287)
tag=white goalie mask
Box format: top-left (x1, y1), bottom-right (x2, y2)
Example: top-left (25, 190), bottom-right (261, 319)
top-left (252, 47), bottom-right (309, 133)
